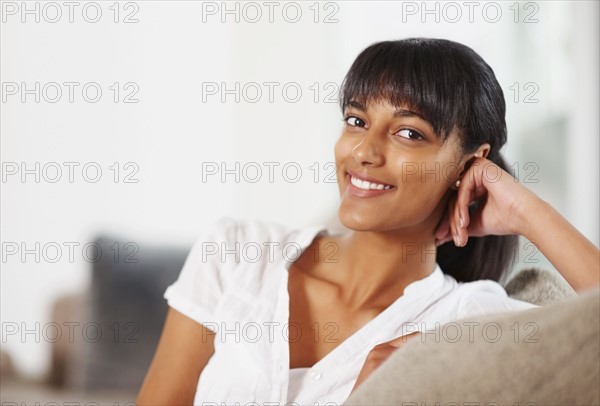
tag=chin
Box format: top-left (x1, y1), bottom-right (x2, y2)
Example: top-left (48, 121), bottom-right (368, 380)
top-left (337, 209), bottom-right (385, 232)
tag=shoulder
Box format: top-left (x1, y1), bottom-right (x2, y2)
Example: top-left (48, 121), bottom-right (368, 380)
top-left (164, 217), bottom-right (310, 326)
top-left (187, 216), bottom-right (297, 262)
top-left (202, 216), bottom-right (309, 262)
top-left (194, 216), bottom-right (291, 241)
top-left (428, 272), bottom-right (540, 323)
top-left (451, 279), bottom-right (540, 320)
top-left (205, 216), bottom-right (304, 244)
top-left (187, 216), bottom-right (327, 288)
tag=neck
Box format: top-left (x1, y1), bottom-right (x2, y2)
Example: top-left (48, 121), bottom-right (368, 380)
top-left (328, 229), bottom-right (438, 310)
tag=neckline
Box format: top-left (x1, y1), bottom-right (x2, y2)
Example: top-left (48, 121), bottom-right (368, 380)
top-left (309, 266), bottom-right (443, 371)
top-left (289, 367), bottom-right (311, 371)
top-left (284, 223), bottom-right (445, 371)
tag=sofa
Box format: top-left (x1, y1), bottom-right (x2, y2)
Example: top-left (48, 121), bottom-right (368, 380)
top-left (345, 272), bottom-right (599, 405)
top-left (1, 234), bottom-right (594, 405)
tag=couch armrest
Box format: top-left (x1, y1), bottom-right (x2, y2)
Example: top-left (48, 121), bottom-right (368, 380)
top-left (504, 267), bottom-right (577, 306)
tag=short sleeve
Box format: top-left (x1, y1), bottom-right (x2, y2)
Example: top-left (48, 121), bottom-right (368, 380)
top-left (163, 217), bottom-right (239, 332)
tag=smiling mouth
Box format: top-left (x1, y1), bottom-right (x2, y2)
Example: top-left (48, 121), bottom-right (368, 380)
top-left (348, 174), bottom-right (395, 191)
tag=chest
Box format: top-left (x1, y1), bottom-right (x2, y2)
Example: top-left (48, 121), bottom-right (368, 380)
top-left (287, 265), bottom-right (383, 369)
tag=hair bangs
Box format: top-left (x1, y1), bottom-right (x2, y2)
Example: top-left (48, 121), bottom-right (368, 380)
top-left (339, 39), bottom-right (472, 142)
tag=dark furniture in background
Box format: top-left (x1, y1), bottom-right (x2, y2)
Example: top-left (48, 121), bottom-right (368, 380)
top-left (51, 236), bottom-right (190, 394)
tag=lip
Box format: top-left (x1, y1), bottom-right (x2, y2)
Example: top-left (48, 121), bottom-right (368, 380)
top-left (345, 171), bottom-right (396, 198)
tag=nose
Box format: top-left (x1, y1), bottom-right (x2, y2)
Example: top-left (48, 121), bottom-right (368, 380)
top-left (351, 130), bottom-right (385, 166)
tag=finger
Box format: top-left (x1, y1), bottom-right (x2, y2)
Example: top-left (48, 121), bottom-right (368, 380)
top-left (352, 344), bottom-right (403, 394)
top-left (458, 158), bottom-right (494, 240)
top-left (436, 212), bottom-right (454, 246)
top-left (437, 236), bottom-right (454, 247)
top-left (435, 206), bottom-right (450, 243)
top-left (455, 161), bottom-right (483, 246)
top-left (456, 172), bottom-right (476, 232)
top-left (436, 235), bottom-right (454, 247)
top-left (366, 345), bottom-right (401, 360)
top-left (386, 332), bottom-right (421, 348)
top-left (437, 194), bottom-right (457, 247)
top-left (452, 187), bottom-right (467, 247)
top-left (448, 195), bottom-right (462, 247)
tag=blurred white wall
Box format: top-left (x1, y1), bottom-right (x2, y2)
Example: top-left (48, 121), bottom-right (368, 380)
top-left (2, 0), bottom-right (598, 378)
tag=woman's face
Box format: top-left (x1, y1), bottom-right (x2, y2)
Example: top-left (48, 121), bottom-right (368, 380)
top-left (334, 98), bottom-right (466, 235)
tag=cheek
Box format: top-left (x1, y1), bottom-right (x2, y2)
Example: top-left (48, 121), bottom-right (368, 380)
top-left (426, 148), bottom-right (463, 189)
top-left (392, 153), bottom-right (455, 208)
top-left (333, 137), bottom-right (349, 190)
top-left (334, 135), bottom-right (355, 167)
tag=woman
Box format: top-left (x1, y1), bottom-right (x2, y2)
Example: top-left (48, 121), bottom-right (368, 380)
top-left (137, 38), bottom-right (600, 405)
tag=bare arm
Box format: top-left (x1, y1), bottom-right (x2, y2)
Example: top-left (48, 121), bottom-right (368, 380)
top-left (137, 307), bottom-right (215, 405)
top-left (436, 157), bottom-right (600, 293)
top-left (516, 195), bottom-right (600, 292)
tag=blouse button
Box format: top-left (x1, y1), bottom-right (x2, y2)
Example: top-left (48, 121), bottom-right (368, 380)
top-left (309, 370), bottom-right (322, 380)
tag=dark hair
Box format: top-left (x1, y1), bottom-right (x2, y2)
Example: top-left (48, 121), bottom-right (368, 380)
top-left (339, 38), bottom-right (518, 284)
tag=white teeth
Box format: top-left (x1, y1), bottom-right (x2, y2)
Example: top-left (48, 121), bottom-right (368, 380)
top-left (350, 176), bottom-right (392, 191)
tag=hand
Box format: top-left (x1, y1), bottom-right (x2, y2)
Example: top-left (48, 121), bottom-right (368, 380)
top-left (435, 157), bottom-right (538, 247)
top-left (350, 332), bottom-right (421, 394)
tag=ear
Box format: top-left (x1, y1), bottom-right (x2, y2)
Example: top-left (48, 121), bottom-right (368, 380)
top-left (473, 143), bottom-right (491, 159)
top-left (457, 143), bottom-right (491, 178)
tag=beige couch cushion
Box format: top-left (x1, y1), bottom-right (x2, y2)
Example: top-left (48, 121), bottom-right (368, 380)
top-left (345, 284), bottom-right (600, 405)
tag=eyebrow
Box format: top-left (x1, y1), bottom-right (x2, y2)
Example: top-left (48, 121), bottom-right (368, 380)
top-left (345, 100), bottom-right (427, 121)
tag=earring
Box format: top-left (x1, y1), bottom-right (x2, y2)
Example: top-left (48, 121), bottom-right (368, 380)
top-left (454, 179), bottom-right (461, 189)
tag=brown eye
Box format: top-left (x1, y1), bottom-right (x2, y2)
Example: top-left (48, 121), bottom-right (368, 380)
top-left (344, 115), bottom-right (366, 128)
top-left (397, 128), bottom-right (424, 140)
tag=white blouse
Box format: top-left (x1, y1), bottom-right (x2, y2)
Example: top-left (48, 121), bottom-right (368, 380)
top-left (287, 367), bottom-right (310, 403)
top-left (163, 217), bottom-right (538, 406)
